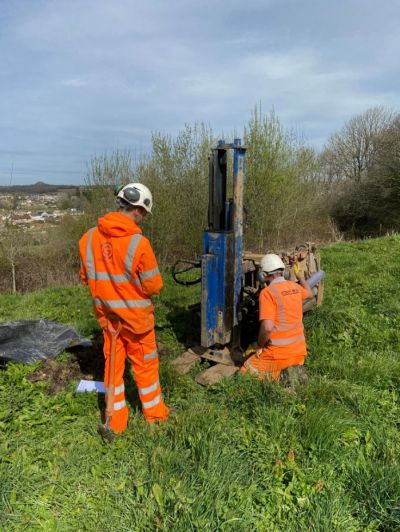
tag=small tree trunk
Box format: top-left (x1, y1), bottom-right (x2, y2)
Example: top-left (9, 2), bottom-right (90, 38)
top-left (11, 260), bottom-right (16, 294)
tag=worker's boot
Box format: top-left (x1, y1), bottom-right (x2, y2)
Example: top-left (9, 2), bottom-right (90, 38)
top-left (280, 365), bottom-right (308, 387)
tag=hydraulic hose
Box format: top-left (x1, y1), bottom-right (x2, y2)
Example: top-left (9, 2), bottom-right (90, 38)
top-left (308, 270), bottom-right (325, 288)
top-left (171, 259), bottom-right (202, 286)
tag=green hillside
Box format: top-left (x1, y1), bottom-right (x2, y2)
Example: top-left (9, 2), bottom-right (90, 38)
top-left (1, 236), bottom-right (399, 530)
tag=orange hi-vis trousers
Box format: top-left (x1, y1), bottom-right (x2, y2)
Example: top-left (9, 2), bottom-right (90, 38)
top-left (240, 350), bottom-right (305, 382)
top-left (103, 327), bottom-right (169, 433)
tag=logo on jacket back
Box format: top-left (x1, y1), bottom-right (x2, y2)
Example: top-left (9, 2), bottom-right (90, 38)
top-left (281, 288), bottom-right (301, 296)
top-left (102, 242), bottom-right (113, 261)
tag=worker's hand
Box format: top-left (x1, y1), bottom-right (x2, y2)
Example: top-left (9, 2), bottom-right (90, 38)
top-left (245, 342), bottom-right (263, 358)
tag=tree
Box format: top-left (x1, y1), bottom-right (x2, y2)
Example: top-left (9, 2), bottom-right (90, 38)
top-left (364, 116), bottom-right (400, 231)
top-left (138, 123), bottom-right (213, 262)
top-left (81, 126), bottom-right (214, 262)
top-left (0, 221), bottom-right (29, 293)
top-left (83, 149), bottom-right (138, 223)
top-left (244, 105), bottom-right (328, 250)
top-left (322, 106), bottom-right (394, 182)
top-left (330, 113), bottom-right (400, 236)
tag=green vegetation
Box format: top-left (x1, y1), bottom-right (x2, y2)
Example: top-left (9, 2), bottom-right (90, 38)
top-left (1, 236), bottom-right (399, 530)
top-left (2, 105), bottom-right (399, 294)
top-left (85, 110), bottom-right (333, 264)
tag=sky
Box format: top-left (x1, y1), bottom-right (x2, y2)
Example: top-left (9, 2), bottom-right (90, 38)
top-left (0, 0), bottom-right (399, 185)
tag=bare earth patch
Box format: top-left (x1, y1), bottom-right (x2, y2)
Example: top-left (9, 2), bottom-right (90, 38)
top-left (26, 336), bottom-right (172, 394)
top-left (27, 335), bottom-right (105, 394)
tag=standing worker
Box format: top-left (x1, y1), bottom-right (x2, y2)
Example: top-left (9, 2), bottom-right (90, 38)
top-left (79, 183), bottom-right (169, 436)
top-left (241, 253), bottom-right (313, 382)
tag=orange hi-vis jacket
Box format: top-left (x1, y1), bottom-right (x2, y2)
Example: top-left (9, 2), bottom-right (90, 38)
top-left (259, 276), bottom-right (309, 360)
top-left (79, 212), bottom-right (163, 334)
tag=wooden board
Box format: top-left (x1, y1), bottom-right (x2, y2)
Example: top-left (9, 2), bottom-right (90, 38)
top-left (243, 251), bottom-right (263, 263)
top-left (195, 364), bottom-right (239, 386)
top-left (199, 347), bottom-right (235, 366)
top-left (171, 350), bottom-right (201, 375)
top-left (316, 279), bottom-right (325, 306)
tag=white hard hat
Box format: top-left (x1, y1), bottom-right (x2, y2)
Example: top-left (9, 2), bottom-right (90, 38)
top-left (117, 183), bottom-right (153, 213)
top-left (260, 254), bottom-right (285, 274)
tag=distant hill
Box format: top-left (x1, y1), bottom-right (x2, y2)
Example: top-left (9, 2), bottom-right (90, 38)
top-left (0, 182), bottom-right (81, 194)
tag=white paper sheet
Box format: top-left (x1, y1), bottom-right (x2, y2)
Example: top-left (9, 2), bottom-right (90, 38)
top-left (75, 380), bottom-right (106, 393)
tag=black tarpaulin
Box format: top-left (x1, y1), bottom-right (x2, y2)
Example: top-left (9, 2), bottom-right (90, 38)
top-left (0, 320), bottom-right (92, 365)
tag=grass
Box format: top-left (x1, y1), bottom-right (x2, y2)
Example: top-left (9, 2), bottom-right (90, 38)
top-left (1, 235), bottom-right (400, 530)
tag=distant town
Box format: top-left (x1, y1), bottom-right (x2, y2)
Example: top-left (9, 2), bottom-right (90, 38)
top-left (0, 182), bottom-right (83, 231)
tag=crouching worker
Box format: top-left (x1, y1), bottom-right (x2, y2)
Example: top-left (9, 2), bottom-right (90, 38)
top-left (79, 183), bottom-right (169, 436)
top-left (241, 253), bottom-right (313, 383)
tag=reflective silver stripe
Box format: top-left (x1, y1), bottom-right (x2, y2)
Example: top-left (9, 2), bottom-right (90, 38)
top-left (113, 399), bottom-right (126, 411)
top-left (244, 360), bottom-right (260, 376)
top-left (86, 228), bottom-right (96, 280)
top-left (95, 272), bottom-right (143, 285)
top-left (268, 286), bottom-right (285, 325)
top-left (144, 349), bottom-right (157, 361)
top-left (95, 272), bottom-right (132, 283)
top-left (111, 383), bottom-right (125, 395)
top-left (93, 298), bottom-right (152, 309)
top-left (273, 321), bottom-right (303, 332)
top-left (89, 233), bottom-right (143, 285)
top-left (139, 266), bottom-right (160, 281)
top-left (124, 234), bottom-right (142, 275)
top-left (138, 380), bottom-right (159, 395)
top-left (142, 394), bottom-right (161, 409)
top-left (86, 231), bottom-right (143, 284)
top-left (269, 335), bottom-right (305, 346)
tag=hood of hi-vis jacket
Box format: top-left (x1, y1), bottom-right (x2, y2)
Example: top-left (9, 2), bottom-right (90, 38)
top-left (98, 212), bottom-right (142, 238)
top-left (79, 212), bottom-right (163, 334)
